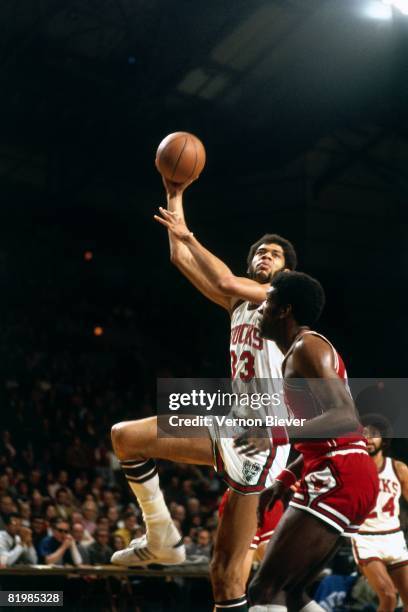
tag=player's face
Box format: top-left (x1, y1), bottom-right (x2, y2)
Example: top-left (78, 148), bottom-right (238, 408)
top-left (258, 287), bottom-right (281, 340)
top-left (250, 243), bottom-right (286, 283)
top-left (363, 426), bottom-right (383, 456)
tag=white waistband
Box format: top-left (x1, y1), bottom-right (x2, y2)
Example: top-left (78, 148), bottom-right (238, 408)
top-left (324, 448), bottom-right (368, 458)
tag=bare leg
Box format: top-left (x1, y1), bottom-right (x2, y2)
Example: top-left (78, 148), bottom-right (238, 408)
top-left (211, 490), bottom-right (259, 603)
top-left (248, 508), bottom-right (340, 607)
top-left (389, 564), bottom-right (408, 610)
top-left (363, 561), bottom-right (399, 611)
top-left (111, 416), bottom-right (213, 465)
top-left (361, 561), bottom-right (398, 611)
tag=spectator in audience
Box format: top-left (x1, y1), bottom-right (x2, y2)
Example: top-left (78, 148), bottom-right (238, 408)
top-left (0, 513), bottom-right (37, 566)
top-left (106, 506), bottom-right (119, 531)
top-left (82, 500), bottom-right (98, 535)
top-left (84, 528), bottom-right (113, 564)
top-left (0, 494), bottom-right (16, 530)
top-left (30, 489), bottom-right (45, 514)
top-left (72, 522), bottom-right (92, 562)
top-left (72, 476), bottom-right (88, 500)
top-left (44, 503), bottom-right (58, 527)
top-left (96, 516), bottom-right (110, 533)
top-left (71, 511), bottom-right (94, 544)
top-left (55, 487), bottom-right (74, 521)
top-left (48, 470), bottom-right (69, 499)
top-left (38, 518), bottom-right (83, 566)
top-left (30, 514), bottom-right (48, 558)
top-left (171, 504), bottom-right (187, 534)
top-left (28, 469), bottom-right (46, 496)
top-left (65, 436), bottom-right (93, 473)
top-left (185, 528), bottom-right (212, 560)
top-left (114, 511), bottom-right (141, 547)
top-left (0, 474), bottom-right (11, 496)
top-left (112, 534), bottom-right (126, 552)
top-left (18, 501), bottom-right (31, 527)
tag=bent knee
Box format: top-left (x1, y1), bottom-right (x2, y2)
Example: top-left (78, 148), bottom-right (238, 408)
top-left (111, 421), bottom-right (128, 455)
top-left (111, 421), bottom-right (145, 460)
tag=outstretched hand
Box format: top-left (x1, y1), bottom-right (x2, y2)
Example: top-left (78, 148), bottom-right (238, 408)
top-left (154, 207), bottom-right (193, 241)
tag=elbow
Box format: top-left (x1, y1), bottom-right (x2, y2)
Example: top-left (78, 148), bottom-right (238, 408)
top-left (170, 252), bottom-right (179, 266)
top-left (217, 275), bottom-right (237, 295)
top-left (170, 251), bottom-right (184, 268)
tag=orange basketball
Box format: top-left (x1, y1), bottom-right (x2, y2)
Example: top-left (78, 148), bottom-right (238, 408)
top-left (155, 132), bottom-right (206, 183)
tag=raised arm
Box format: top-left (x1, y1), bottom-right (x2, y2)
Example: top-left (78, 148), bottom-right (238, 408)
top-left (155, 188), bottom-right (269, 312)
top-left (160, 179), bottom-right (234, 310)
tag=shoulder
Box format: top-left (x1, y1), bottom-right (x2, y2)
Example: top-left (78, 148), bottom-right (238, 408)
top-left (392, 459), bottom-right (408, 483)
top-left (231, 299), bottom-right (246, 315)
top-left (292, 333), bottom-right (334, 369)
top-left (41, 535), bottom-right (56, 549)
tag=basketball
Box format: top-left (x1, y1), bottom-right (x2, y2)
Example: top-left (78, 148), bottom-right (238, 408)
top-left (155, 132), bottom-right (206, 183)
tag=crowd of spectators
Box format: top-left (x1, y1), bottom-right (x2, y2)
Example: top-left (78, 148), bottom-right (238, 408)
top-left (0, 282), bottom-right (406, 610)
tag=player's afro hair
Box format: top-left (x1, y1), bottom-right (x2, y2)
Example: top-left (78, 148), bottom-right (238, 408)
top-left (271, 271), bottom-right (325, 326)
top-left (247, 234), bottom-right (297, 272)
top-left (361, 413), bottom-right (393, 450)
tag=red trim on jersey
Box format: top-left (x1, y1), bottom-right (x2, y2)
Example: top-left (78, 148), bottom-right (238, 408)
top-left (391, 458), bottom-right (402, 484)
top-left (389, 560), bottom-right (408, 571)
top-left (378, 457), bottom-right (387, 475)
top-left (358, 527), bottom-right (402, 536)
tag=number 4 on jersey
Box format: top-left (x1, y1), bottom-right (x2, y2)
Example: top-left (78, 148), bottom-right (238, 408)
top-left (367, 496), bottom-right (395, 519)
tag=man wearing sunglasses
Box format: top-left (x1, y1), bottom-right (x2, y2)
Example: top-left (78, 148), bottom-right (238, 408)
top-left (39, 518), bottom-right (83, 566)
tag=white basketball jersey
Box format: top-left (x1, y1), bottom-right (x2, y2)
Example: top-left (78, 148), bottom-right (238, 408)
top-left (359, 457), bottom-right (401, 534)
top-left (230, 301), bottom-right (286, 418)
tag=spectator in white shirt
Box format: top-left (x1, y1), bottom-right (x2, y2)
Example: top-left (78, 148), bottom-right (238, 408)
top-left (0, 513), bottom-right (38, 566)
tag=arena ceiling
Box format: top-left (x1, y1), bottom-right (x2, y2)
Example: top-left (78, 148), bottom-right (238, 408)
top-left (0, 0), bottom-right (407, 207)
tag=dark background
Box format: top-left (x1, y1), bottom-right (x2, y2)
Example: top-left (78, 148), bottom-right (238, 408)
top-left (0, 0), bottom-right (407, 454)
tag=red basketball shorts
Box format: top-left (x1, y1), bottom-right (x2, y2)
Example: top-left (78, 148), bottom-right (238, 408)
top-left (289, 449), bottom-right (379, 536)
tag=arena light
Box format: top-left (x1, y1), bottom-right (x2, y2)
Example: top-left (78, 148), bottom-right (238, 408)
top-left (363, 1), bottom-right (392, 19)
top-left (383, 0), bottom-right (408, 15)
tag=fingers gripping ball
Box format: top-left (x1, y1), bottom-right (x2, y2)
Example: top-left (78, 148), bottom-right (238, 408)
top-left (155, 132), bottom-right (206, 183)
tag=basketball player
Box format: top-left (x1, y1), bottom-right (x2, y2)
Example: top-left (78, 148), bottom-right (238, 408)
top-left (110, 177), bottom-right (296, 611)
top-left (234, 271), bottom-right (379, 612)
top-left (351, 415), bottom-right (408, 611)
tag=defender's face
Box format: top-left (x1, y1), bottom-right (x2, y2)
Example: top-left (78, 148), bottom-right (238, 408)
top-left (258, 287), bottom-right (281, 340)
top-left (363, 426), bottom-right (383, 456)
top-left (250, 243), bottom-right (286, 283)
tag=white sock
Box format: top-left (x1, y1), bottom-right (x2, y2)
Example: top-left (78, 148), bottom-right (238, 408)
top-left (120, 459), bottom-right (180, 548)
top-left (300, 602), bottom-right (325, 612)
